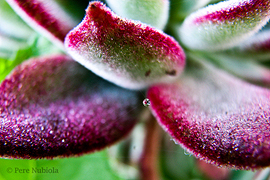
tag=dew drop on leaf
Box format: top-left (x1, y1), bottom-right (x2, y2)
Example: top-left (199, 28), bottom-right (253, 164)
top-left (143, 98), bottom-right (151, 107)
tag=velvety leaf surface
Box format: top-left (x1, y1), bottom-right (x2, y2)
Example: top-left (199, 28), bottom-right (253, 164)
top-left (65, 2), bottom-right (185, 90)
top-left (0, 55), bottom-right (141, 159)
top-left (6, 0), bottom-right (78, 47)
top-left (179, 0), bottom-right (270, 51)
top-left (106, 0), bottom-right (169, 30)
top-left (148, 60), bottom-right (270, 169)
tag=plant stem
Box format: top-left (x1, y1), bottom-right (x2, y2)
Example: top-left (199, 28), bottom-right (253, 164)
top-left (139, 114), bottom-right (162, 180)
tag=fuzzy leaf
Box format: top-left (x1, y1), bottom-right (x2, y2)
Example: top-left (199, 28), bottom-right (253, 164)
top-left (0, 55), bottom-right (141, 158)
top-left (148, 60), bottom-right (270, 169)
top-left (179, 0), bottom-right (270, 51)
top-left (65, 2), bottom-right (185, 90)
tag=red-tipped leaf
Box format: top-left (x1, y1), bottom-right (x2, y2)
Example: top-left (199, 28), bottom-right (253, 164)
top-left (65, 2), bottom-right (185, 90)
top-left (6, 0), bottom-right (78, 48)
top-left (148, 60), bottom-right (270, 169)
top-left (180, 0), bottom-right (270, 51)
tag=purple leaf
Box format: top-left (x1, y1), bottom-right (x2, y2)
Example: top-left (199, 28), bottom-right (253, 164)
top-left (148, 60), bottom-right (270, 169)
top-left (179, 0), bottom-right (270, 51)
top-left (0, 55), bottom-right (141, 159)
top-left (65, 2), bottom-right (185, 90)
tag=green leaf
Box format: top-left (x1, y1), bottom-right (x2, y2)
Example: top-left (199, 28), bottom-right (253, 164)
top-left (0, 35), bottom-right (62, 82)
top-left (0, 150), bottom-right (122, 180)
top-left (106, 0), bottom-right (169, 30)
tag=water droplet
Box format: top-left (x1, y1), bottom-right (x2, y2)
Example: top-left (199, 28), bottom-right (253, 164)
top-left (62, 139), bottom-right (65, 143)
top-left (143, 98), bottom-right (151, 107)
